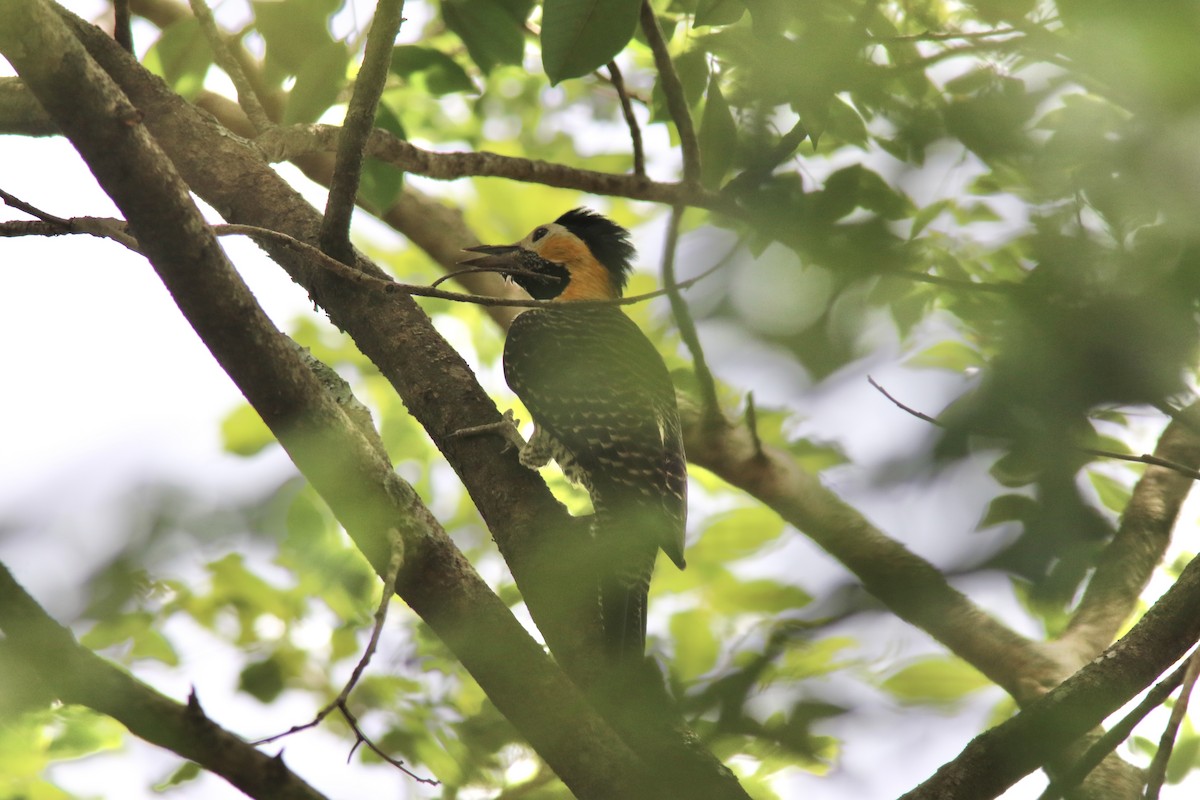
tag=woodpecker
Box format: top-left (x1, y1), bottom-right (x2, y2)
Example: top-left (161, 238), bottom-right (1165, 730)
top-left (461, 208), bottom-right (687, 660)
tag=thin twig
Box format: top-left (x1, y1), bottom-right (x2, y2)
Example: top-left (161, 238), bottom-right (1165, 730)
top-left (186, 0), bottom-right (274, 134)
top-left (253, 532), bottom-right (434, 784)
top-left (868, 375), bottom-right (942, 425)
top-left (319, 0), bottom-right (405, 265)
top-left (639, 0), bottom-right (700, 185)
top-left (254, 123), bottom-right (726, 211)
top-left (897, 270), bottom-right (1016, 294)
top-left (661, 205), bottom-right (721, 425)
top-left (0, 193), bottom-right (139, 249)
top-left (1036, 655), bottom-right (1193, 800)
top-left (1144, 649), bottom-right (1200, 799)
top-left (214, 222), bottom-right (725, 309)
top-left (337, 703), bottom-right (437, 784)
top-left (0, 186), bottom-right (70, 225)
top-left (607, 60), bottom-right (645, 177)
top-left (869, 26), bottom-right (1026, 43)
top-left (869, 376), bottom-right (1200, 483)
top-left (113, 0), bottom-right (133, 52)
top-left (1078, 448), bottom-right (1200, 483)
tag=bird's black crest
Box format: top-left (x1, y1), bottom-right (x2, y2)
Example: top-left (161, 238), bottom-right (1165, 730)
top-left (555, 208), bottom-right (636, 293)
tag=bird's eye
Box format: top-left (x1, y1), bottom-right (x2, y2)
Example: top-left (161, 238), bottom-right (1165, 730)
top-left (531, 226), bottom-right (549, 242)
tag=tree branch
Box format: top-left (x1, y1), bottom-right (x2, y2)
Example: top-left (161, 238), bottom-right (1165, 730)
top-left (639, 0), bottom-right (700, 185)
top-left (185, 0), bottom-right (273, 133)
top-left (256, 123), bottom-right (725, 210)
top-left (1143, 648), bottom-right (1200, 800)
top-left (679, 408), bottom-right (1056, 699)
top-left (318, 0), bottom-right (404, 264)
top-left (1059, 410), bottom-right (1200, 660)
top-left (607, 60), bottom-right (645, 177)
top-left (1036, 656), bottom-right (1190, 800)
top-left (661, 205), bottom-right (720, 426)
top-left (0, 561), bottom-right (331, 800)
top-left (901, 552), bottom-right (1200, 800)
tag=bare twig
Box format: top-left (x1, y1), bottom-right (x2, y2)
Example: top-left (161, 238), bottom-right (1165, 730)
top-left (661, 205), bottom-right (720, 425)
top-left (1144, 649), bottom-right (1200, 799)
top-left (256, 123), bottom-right (726, 210)
top-left (867, 375), bottom-right (942, 425)
top-left (253, 531), bottom-right (434, 783)
top-left (0, 195), bottom-right (140, 249)
top-left (0, 185), bottom-right (70, 224)
top-left (113, 0), bottom-right (133, 51)
top-left (337, 702), bottom-right (437, 784)
top-left (1034, 654), bottom-right (1193, 800)
top-left (869, 376), bottom-right (1200, 484)
top-left (607, 60), bottom-right (645, 177)
top-left (319, 0), bottom-right (405, 265)
top-left (185, 0), bottom-right (273, 133)
top-left (869, 26), bottom-right (1026, 43)
top-left (897, 270), bottom-right (1017, 294)
top-left (639, 0), bottom-right (700, 185)
top-left (214, 222), bottom-right (725, 309)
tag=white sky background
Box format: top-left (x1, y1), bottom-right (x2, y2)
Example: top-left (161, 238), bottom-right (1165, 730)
top-left (1, 1), bottom-right (1198, 799)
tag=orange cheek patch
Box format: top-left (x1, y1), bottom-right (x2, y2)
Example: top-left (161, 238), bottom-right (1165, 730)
top-left (539, 238), bottom-right (617, 301)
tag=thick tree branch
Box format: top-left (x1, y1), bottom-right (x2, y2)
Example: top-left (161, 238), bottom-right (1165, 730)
top-left (901, 552), bottom-right (1200, 800)
top-left (0, 562), bottom-right (331, 800)
top-left (679, 409), bottom-right (1056, 698)
top-left (0, 76), bottom-right (56, 135)
top-left (1058, 409), bottom-right (1200, 662)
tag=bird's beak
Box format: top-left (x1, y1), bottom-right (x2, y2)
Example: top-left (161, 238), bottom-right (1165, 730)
top-left (459, 244), bottom-right (523, 270)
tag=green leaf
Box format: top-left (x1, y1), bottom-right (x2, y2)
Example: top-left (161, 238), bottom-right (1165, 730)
top-left (978, 493), bottom-right (1037, 529)
top-left (695, 0), bottom-right (745, 27)
top-left (144, 17), bottom-right (212, 100)
top-left (692, 507), bottom-right (786, 563)
top-left (882, 657), bottom-right (991, 704)
top-left (910, 199), bottom-right (951, 240)
top-left (541, 0), bottom-right (641, 84)
top-left (1088, 469), bottom-right (1131, 513)
top-left (443, 0), bottom-right (531, 74)
top-left (220, 403), bottom-right (275, 456)
top-left (252, 0), bottom-right (342, 78)
top-left (699, 74), bottom-right (737, 189)
top-left (905, 340), bottom-right (984, 372)
top-left (239, 657), bottom-right (285, 703)
top-left (358, 102), bottom-right (405, 211)
top-left (711, 577), bottom-right (811, 615)
top-left (154, 761), bottom-right (202, 791)
top-left (670, 609), bottom-right (720, 680)
top-left (389, 46), bottom-right (475, 95)
top-left (283, 41), bottom-right (350, 124)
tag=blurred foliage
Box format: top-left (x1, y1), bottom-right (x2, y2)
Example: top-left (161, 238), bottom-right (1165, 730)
top-left (10, 0), bottom-right (1200, 796)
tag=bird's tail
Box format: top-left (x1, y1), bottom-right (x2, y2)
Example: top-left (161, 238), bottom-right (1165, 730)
top-left (600, 567), bottom-right (651, 662)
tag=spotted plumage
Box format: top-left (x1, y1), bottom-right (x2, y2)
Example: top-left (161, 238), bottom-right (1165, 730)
top-left (461, 208), bottom-right (687, 660)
